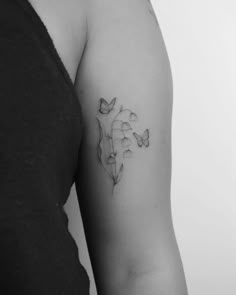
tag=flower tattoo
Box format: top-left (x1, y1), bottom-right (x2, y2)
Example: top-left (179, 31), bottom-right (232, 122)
top-left (96, 97), bottom-right (150, 194)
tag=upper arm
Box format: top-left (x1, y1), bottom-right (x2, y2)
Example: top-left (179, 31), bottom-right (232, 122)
top-left (74, 0), bottom-right (177, 289)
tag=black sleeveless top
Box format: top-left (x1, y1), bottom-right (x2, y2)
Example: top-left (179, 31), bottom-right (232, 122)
top-left (0, 0), bottom-right (90, 293)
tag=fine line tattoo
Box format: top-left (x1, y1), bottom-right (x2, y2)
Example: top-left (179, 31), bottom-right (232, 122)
top-left (96, 97), bottom-right (150, 194)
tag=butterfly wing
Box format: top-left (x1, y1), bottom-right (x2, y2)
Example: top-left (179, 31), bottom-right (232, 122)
top-left (133, 132), bottom-right (143, 147)
top-left (142, 129), bottom-right (149, 147)
top-left (143, 129), bottom-right (149, 140)
top-left (99, 98), bottom-right (109, 114)
top-left (143, 138), bottom-right (149, 147)
top-left (108, 97), bottom-right (117, 112)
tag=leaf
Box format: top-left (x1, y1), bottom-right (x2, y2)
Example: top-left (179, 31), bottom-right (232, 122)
top-left (97, 118), bottom-right (113, 169)
top-left (115, 163), bottom-right (124, 184)
top-left (97, 145), bottom-right (102, 164)
top-left (96, 118), bottom-right (103, 164)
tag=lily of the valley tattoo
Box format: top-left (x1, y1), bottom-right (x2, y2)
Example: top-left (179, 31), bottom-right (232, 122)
top-left (96, 97), bottom-right (150, 194)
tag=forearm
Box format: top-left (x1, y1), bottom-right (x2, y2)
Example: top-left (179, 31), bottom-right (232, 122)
top-left (93, 236), bottom-right (188, 295)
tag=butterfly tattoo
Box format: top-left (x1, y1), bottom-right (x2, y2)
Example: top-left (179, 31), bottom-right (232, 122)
top-left (99, 97), bottom-right (117, 114)
top-left (133, 129), bottom-right (150, 147)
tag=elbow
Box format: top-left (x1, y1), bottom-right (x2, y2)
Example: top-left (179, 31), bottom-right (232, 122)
top-left (125, 261), bottom-right (161, 281)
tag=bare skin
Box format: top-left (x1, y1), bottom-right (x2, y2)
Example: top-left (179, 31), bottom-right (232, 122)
top-left (28, 0), bottom-right (87, 82)
top-left (27, 0), bottom-right (189, 294)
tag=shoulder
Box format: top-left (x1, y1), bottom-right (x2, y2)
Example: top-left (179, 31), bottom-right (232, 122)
top-left (85, 0), bottom-right (159, 29)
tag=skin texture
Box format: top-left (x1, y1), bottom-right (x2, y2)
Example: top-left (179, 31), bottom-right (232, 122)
top-left (75, 0), bottom-right (189, 294)
top-left (27, 0), bottom-right (189, 294)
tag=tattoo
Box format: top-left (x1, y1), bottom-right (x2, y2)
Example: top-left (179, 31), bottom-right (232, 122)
top-left (96, 97), bottom-right (150, 194)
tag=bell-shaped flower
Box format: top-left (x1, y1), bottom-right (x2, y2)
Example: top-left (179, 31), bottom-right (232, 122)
top-left (107, 154), bottom-right (116, 164)
top-left (123, 149), bottom-right (133, 158)
top-left (121, 137), bottom-right (132, 147)
top-left (129, 112), bottom-right (138, 121)
top-left (121, 122), bottom-right (132, 131)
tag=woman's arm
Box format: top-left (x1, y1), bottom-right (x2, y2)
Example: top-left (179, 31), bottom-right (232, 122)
top-left (74, 0), bottom-right (188, 294)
